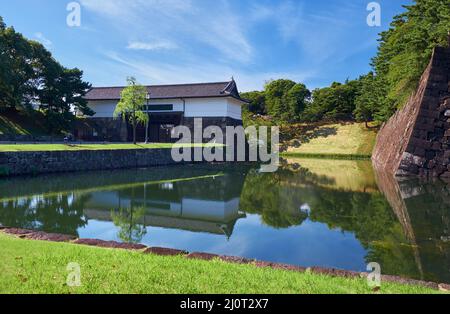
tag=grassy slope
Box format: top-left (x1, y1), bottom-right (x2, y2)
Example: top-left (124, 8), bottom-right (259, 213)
top-left (284, 123), bottom-right (378, 158)
top-left (0, 234), bottom-right (438, 294)
top-left (0, 110), bottom-right (49, 136)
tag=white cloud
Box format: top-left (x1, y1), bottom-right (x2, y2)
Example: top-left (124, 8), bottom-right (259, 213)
top-left (80, 0), bottom-right (252, 63)
top-left (102, 51), bottom-right (315, 92)
top-left (34, 32), bottom-right (52, 48)
top-left (127, 40), bottom-right (178, 51)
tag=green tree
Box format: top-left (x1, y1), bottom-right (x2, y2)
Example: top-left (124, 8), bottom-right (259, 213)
top-left (240, 90), bottom-right (266, 114)
top-left (303, 80), bottom-right (361, 122)
top-left (34, 43), bottom-right (93, 132)
top-left (113, 77), bottom-right (149, 144)
top-left (0, 18), bottom-right (35, 111)
top-left (264, 79), bottom-right (310, 122)
top-left (371, 0), bottom-right (450, 120)
top-left (0, 17), bottom-right (93, 132)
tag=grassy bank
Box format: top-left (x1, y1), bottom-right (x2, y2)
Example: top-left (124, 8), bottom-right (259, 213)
top-left (0, 109), bottom-right (49, 137)
top-left (0, 143), bottom-right (215, 152)
top-left (0, 233), bottom-right (438, 294)
top-left (283, 122), bottom-right (377, 159)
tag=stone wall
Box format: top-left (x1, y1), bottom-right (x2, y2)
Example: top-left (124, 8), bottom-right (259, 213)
top-left (0, 149), bottom-right (190, 176)
top-left (74, 118), bottom-right (128, 142)
top-left (372, 45), bottom-right (450, 177)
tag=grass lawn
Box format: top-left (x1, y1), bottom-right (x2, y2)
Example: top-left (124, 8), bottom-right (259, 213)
top-left (283, 122), bottom-right (378, 159)
top-left (0, 233), bottom-right (439, 294)
top-left (0, 143), bottom-right (215, 152)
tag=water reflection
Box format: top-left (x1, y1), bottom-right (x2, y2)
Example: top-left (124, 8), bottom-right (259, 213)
top-left (0, 161), bottom-right (449, 283)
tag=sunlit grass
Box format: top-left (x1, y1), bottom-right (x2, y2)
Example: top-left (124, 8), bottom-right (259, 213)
top-left (285, 122), bottom-right (378, 158)
top-left (0, 143), bottom-right (221, 152)
top-left (0, 233), bottom-right (440, 294)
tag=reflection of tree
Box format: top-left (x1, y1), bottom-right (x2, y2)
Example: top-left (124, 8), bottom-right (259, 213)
top-left (240, 164), bottom-right (423, 280)
top-left (240, 169), bottom-right (309, 228)
top-left (111, 207), bottom-right (147, 244)
top-left (0, 193), bottom-right (89, 236)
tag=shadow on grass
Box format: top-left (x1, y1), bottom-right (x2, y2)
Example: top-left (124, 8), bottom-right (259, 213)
top-left (280, 123), bottom-right (338, 150)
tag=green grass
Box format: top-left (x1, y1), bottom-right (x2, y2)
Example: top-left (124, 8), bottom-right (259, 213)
top-left (0, 143), bottom-right (217, 152)
top-left (0, 233), bottom-right (439, 294)
top-left (284, 122), bottom-right (378, 158)
top-left (0, 110), bottom-right (49, 136)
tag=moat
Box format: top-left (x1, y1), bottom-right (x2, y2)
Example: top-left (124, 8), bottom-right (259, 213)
top-left (1, 159), bottom-right (449, 283)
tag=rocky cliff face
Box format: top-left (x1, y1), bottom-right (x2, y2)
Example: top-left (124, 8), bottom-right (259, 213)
top-left (372, 45), bottom-right (450, 177)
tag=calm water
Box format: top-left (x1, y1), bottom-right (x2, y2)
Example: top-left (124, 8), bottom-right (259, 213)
top-left (0, 159), bottom-right (449, 283)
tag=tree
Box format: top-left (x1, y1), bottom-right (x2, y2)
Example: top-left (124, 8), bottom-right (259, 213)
top-left (303, 79), bottom-right (361, 122)
top-left (240, 90), bottom-right (266, 114)
top-left (371, 0), bottom-right (450, 120)
top-left (0, 17), bottom-right (93, 132)
top-left (0, 19), bottom-right (36, 111)
top-left (354, 72), bottom-right (392, 126)
top-left (114, 77), bottom-right (149, 144)
top-left (264, 79), bottom-right (311, 122)
top-left (33, 43), bottom-right (93, 132)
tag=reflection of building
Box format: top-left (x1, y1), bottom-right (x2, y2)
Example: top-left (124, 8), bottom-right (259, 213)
top-left (83, 174), bottom-right (247, 238)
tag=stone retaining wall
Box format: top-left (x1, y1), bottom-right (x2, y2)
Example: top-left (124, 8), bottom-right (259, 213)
top-left (0, 148), bottom-right (189, 176)
top-left (372, 45), bottom-right (450, 177)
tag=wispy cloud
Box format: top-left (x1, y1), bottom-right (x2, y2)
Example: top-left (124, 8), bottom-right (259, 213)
top-left (249, 1), bottom-right (365, 64)
top-left (127, 40), bottom-right (178, 51)
top-left (80, 0), bottom-right (253, 63)
top-left (34, 32), bottom-right (52, 48)
top-left (102, 50), bottom-right (315, 91)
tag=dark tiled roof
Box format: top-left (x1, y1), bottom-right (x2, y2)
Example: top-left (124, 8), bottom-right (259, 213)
top-left (85, 80), bottom-right (247, 102)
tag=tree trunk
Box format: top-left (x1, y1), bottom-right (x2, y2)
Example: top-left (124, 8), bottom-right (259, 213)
top-left (132, 114), bottom-right (137, 144)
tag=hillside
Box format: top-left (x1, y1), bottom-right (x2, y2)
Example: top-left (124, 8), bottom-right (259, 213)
top-left (282, 122), bottom-right (378, 158)
top-left (0, 109), bottom-right (51, 139)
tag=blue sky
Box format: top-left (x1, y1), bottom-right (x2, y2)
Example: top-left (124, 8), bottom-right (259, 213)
top-left (0, 0), bottom-right (411, 91)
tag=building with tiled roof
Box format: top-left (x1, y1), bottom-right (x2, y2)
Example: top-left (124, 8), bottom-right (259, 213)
top-left (76, 79), bottom-right (247, 142)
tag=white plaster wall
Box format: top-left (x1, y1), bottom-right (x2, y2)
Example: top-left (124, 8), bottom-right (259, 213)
top-left (88, 97), bottom-right (243, 120)
top-left (184, 98), bottom-right (228, 118)
top-left (227, 98), bottom-right (243, 121)
top-left (88, 100), bottom-right (117, 118)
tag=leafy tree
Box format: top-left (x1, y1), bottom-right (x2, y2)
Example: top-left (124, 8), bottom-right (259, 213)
top-left (371, 0), bottom-right (450, 119)
top-left (33, 43), bottom-right (93, 132)
top-left (0, 19), bottom-right (36, 111)
top-left (353, 72), bottom-right (392, 127)
top-left (114, 77), bottom-right (149, 144)
top-left (240, 90), bottom-right (266, 114)
top-left (0, 17), bottom-right (93, 132)
top-left (303, 80), bottom-right (361, 122)
top-left (264, 79), bottom-right (311, 122)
